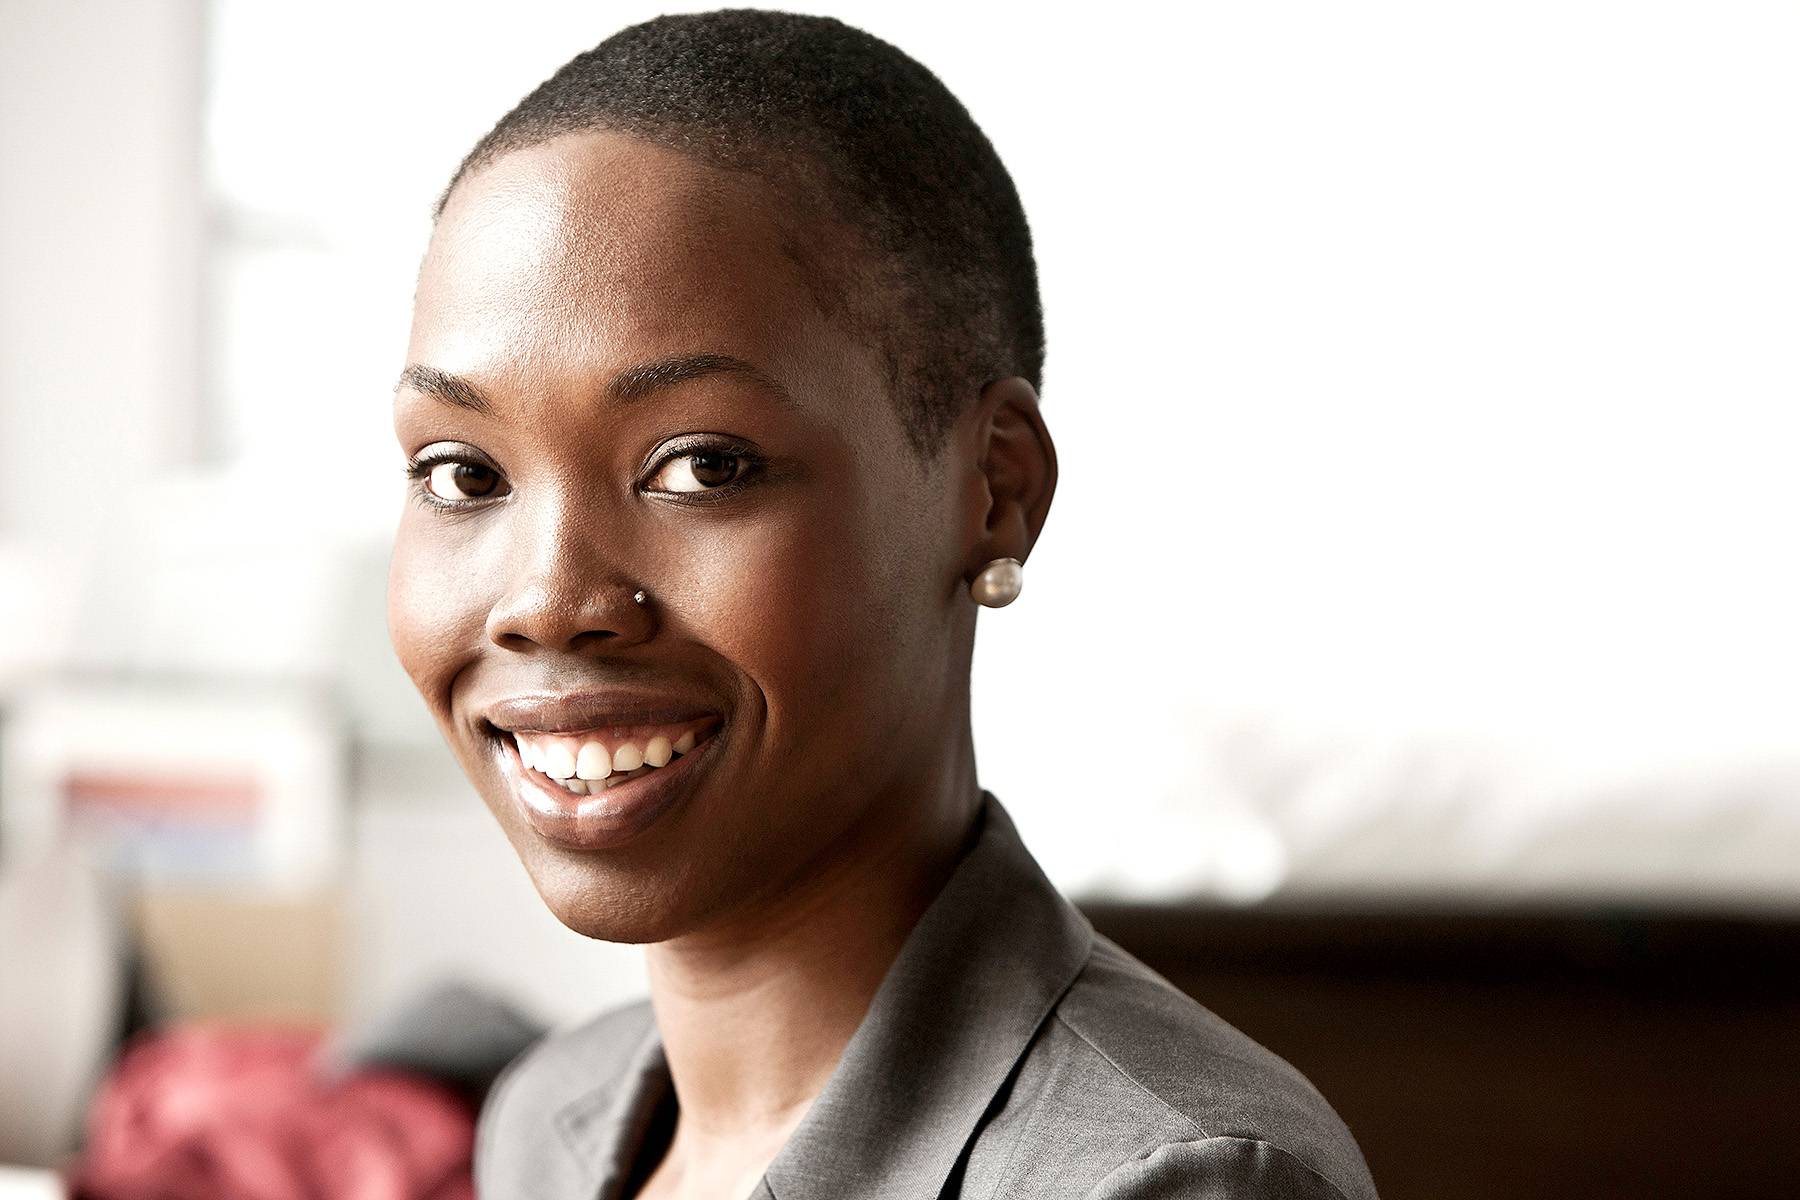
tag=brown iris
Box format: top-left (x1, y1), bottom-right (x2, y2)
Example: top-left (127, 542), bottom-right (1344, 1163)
top-left (444, 461), bottom-right (499, 498)
top-left (687, 451), bottom-right (740, 487)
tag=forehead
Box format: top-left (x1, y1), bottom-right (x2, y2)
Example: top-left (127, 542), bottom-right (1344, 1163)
top-left (408, 129), bottom-right (869, 407)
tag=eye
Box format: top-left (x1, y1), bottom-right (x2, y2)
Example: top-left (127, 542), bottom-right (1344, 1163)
top-left (428, 460), bottom-right (501, 500)
top-left (404, 449), bottom-right (507, 507)
top-left (645, 446), bottom-right (755, 494)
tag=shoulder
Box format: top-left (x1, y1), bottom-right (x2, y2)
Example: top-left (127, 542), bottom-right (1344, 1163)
top-left (994, 933), bottom-right (1377, 1200)
top-left (473, 998), bottom-right (655, 1197)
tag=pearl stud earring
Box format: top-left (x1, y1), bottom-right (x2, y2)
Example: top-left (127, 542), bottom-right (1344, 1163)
top-left (968, 557), bottom-right (1023, 608)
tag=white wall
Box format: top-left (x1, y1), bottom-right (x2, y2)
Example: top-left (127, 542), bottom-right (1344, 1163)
top-left (0, 0), bottom-right (204, 534)
top-left (0, 0), bottom-right (203, 677)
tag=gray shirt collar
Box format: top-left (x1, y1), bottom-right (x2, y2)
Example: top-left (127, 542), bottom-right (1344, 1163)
top-left (557, 790), bottom-right (1095, 1199)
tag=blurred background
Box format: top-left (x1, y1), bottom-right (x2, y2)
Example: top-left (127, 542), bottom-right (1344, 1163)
top-left (1, 1), bottom-right (1796, 1197)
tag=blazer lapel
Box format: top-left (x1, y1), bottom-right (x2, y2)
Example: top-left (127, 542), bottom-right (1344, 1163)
top-left (762, 791), bottom-right (1094, 1200)
top-left (550, 1013), bottom-right (673, 1200)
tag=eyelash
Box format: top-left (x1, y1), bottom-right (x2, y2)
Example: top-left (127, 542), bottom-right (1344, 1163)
top-left (401, 438), bottom-right (767, 512)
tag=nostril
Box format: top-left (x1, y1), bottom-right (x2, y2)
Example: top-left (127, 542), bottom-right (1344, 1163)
top-left (486, 578), bottom-right (652, 652)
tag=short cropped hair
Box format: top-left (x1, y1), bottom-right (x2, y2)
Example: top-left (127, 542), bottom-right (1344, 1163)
top-left (436, 7), bottom-right (1044, 456)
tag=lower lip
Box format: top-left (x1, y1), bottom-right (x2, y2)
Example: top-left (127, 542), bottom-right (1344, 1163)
top-left (491, 726), bottom-right (719, 851)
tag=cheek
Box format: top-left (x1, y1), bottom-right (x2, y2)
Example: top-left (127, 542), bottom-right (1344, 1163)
top-left (386, 513), bottom-right (490, 720)
top-left (676, 510), bottom-right (842, 700)
top-left (674, 485), bottom-right (936, 769)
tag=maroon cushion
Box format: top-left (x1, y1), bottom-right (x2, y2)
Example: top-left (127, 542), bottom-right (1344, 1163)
top-left (68, 1024), bottom-right (475, 1200)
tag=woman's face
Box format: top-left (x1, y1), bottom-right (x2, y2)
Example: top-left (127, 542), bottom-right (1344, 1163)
top-left (389, 130), bottom-right (981, 942)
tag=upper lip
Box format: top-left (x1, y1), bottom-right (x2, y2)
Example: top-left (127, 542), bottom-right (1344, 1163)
top-left (480, 690), bottom-right (723, 735)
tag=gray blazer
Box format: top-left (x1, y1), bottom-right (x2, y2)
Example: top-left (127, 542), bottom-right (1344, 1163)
top-left (475, 793), bottom-right (1379, 1199)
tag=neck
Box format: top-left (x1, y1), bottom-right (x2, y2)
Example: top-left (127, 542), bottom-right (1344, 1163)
top-left (642, 727), bottom-right (982, 1148)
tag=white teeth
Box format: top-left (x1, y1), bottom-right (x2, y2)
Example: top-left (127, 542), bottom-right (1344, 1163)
top-left (542, 742), bottom-right (577, 780)
top-left (576, 741), bottom-right (612, 780)
top-left (515, 725), bottom-right (708, 784)
top-left (565, 768), bottom-right (642, 795)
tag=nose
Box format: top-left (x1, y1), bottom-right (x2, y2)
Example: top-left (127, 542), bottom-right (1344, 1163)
top-left (484, 524), bottom-right (655, 655)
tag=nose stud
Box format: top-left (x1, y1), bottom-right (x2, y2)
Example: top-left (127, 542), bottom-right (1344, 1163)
top-left (633, 589), bottom-right (648, 606)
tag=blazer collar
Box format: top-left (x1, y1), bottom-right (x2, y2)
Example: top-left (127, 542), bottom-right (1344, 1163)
top-left (554, 790), bottom-right (1093, 1200)
top-left (552, 1010), bottom-right (669, 1200)
top-left (762, 790), bottom-right (1093, 1200)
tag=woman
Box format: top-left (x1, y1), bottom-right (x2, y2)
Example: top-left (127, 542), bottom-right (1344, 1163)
top-left (387, 10), bottom-right (1377, 1199)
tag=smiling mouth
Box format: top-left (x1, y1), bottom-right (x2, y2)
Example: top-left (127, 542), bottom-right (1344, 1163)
top-left (485, 711), bottom-right (722, 852)
top-left (487, 715), bottom-right (722, 796)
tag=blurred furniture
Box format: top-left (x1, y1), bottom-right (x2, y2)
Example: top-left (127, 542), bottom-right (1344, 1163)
top-left (0, 838), bottom-right (127, 1169)
top-left (1082, 901), bottom-right (1800, 1200)
top-left (0, 673), bottom-right (350, 1172)
top-left (0, 676), bottom-right (346, 889)
top-left (131, 889), bottom-right (343, 1023)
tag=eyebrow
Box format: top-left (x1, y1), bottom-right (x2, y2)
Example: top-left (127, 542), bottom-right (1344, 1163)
top-left (393, 353), bottom-right (796, 415)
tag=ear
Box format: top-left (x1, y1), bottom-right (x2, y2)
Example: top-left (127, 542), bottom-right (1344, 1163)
top-left (958, 375), bottom-right (1058, 576)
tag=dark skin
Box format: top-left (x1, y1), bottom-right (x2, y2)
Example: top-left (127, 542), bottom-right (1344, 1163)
top-left (387, 129), bottom-right (1056, 1197)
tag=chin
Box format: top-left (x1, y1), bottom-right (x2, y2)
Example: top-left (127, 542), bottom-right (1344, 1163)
top-left (510, 835), bottom-right (727, 945)
top-left (540, 893), bottom-right (681, 945)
